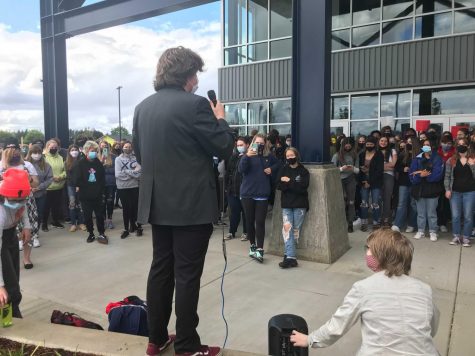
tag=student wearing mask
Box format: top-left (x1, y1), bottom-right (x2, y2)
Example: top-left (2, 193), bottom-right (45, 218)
top-left (65, 145), bottom-right (86, 232)
top-left (444, 138), bottom-right (475, 247)
top-left (99, 141), bottom-right (116, 230)
top-left (72, 141), bottom-right (107, 245)
top-left (115, 142), bottom-right (142, 239)
top-left (357, 135), bottom-right (366, 153)
top-left (112, 142), bottom-right (123, 209)
top-left (224, 137), bottom-right (248, 241)
top-left (410, 140), bottom-right (444, 241)
top-left (276, 147), bottom-right (309, 268)
top-left (378, 136), bottom-right (398, 227)
top-left (332, 137), bottom-right (359, 233)
top-left (437, 136), bottom-right (455, 233)
top-left (359, 137), bottom-right (384, 232)
top-left (43, 139), bottom-right (66, 230)
top-left (239, 133), bottom-right (280, 263)
top-left (285, 135), bottom-right (292, 148)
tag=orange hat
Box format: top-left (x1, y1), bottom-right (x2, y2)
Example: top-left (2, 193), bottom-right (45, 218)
top-left (0, 169), bottom-right (31, 198)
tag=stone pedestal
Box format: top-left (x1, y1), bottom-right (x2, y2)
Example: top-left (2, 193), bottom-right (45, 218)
top-left (268, 164), bottom-right (350, 264)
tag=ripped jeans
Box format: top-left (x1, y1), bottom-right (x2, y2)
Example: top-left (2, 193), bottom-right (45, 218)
top-left (360, 187), bottom-right (381, 224)
top-left (282, 208), bottom-right (306, 259)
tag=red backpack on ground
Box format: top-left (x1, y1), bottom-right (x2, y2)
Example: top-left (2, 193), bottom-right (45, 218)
top-left (51, 310), bottom-right (104, 330)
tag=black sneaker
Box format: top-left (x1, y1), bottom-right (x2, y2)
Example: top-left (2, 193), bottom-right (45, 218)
top-left (52, 222), bottom-right (64, 229)
top-left (97, 234), bottom-right (109, 245)
top-left (348, 223), bottom-right (354, 233)
top-left (254, 249), bottom-right (264, 263)
top-left (121, 230), bottom-right (130, 239)
top-left (136, 228), bottom-right (143, 237)
top-left (279, 257), bottom-right (298, 269)
top-left (130, 224), bottom-right (137, 234)
top-left (86, 234), bottom-right (95, 243)
top-left (41, 225), bottom-right (49, 232)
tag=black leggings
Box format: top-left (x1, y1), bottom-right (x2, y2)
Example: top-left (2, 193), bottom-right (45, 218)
top-left (1, 227), bottom-right (22, 317)
top-left (118, 188), bottom-right (139, 231)
top-left (43, 189), bottom-right (63, 225)
top-left (241, 198), bottom-right (268, 249)
top-left (103, 186), bottom-right (116, 219)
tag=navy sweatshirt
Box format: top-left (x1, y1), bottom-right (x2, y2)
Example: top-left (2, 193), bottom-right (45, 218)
top-left (238, 154), bottom-right (280, 199)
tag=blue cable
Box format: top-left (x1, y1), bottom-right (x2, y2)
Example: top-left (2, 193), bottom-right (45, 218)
top-left (221, 239), bottom-right (229, 349)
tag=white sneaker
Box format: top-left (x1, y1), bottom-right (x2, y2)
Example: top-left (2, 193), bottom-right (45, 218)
top-left (405, 226), bottom-right (415, 233)
top-left (33, 237), bottom-right (41, 248)
top-left (413, 231), bottom-right (425, 240)
top-left (224, 233), bottom-right (234, 240)
top-left (440, 225), bottom-right (448, 233)
top-left (353, 218), bottom-right (362, 227)
top-left (429, 232), bottom-right (438, 242)
top-left (391, 225), bottom-right (400, 232)
top-left (19, 240), bottom-right (23, 251)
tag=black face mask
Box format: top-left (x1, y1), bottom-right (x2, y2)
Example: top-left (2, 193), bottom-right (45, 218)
top-left (405, 144), bottom-right (412, 151)
top-left (457, 145), bottom-right (468, 154)
top-left (358, 143), bottom-right (365, 149)
top-left (286, 158), bottom-right (297, 165)
top-left (366, 146), bottom-right (375, 152)
top-left (49, 148), bottom-right (58, 155)
top-left (389, 142), bottom-right (396, 149)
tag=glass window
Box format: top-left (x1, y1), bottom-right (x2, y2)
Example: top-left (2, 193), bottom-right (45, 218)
top-left (380, 92), bottom-right (411, 117)
top-left (248, 102), bottom-right (268, 126)
top-left (416, 0), bottom-right (451, 14)
top-left (414, 87), bottom-right (475, 115)
top-left (352, 24), bottom-right (380, 47)
top-left (270, 0), bottom-right (293, 38)
top-left (248, 125), bottom-right (268, 135)
top-left (270, 38), bottom-right (292, 59)
top-left (269, 124), bottom-right (291, 136)
top-left (351, 94), bottom-right (379, 120)
top-left (383, 0), bottom-right (413, 20)
top-left (382, 18), bottom-right (413, 44)
top-left (331, 96), bottom-right (349, 120)
top-left (225, 103), bottom-right (247, 125)
top-left (454, 9), bottom-right (475, 34)
top-left (332, 29), bottom-right (350, 50)
top-left (352, 0), bottom-right (381, 26)
top-left (248, 42), bottom-right (268, 62)
top-left (224, 46), bottom-right (247, 65)
top-left (380, 118), bottom-right (411, 134)
top-left (351, 120), bottom-right (379, 136)
top-left (415, 12), bottom-right (452, 38)
top-left (229, 126), bottom-right (248, 136)
top-left (270, 100), bottom-right (292, 123)
top-left (454, 0), bottom-right (475, 7)
top-left (332, 0), bottom-right (351, 29)
top-left (224, 0), bottom-right (247, 46)
top-left (248, 0), bottom-right (268, 43)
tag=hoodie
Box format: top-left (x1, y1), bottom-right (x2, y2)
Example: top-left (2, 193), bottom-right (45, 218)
top-left (115, 154), bottom-right (141, 190)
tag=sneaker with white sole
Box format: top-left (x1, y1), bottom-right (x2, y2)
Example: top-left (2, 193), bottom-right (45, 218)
top-left (413, 231), bottom-right (425, 240)
top-left (224, 233), bottom-right (234, 240)
top-left (353, 218), bottom-right (361, 227)
top-left (440, 225), bottom-right (448, 233)
top-left (19, 240), bottom-right (23, 251)
top-left (175, 345), bottom-right (222, 356)
top-left (405, 226), bottom-right (415, 233)
top-left (240, 233), bottom-right (248, 241)
top-left (32, 237), bottom-right (40, 248)
top-left (429, 232), bottom-right (438, 242)
top-left (463, 238), bottom-right (471, 247)
top-left (391, 225), bottom-right (400, 232)
top-left (249, 244), bottom-right (256, 258)
top-left (450, 236), bottom-right (461, 245)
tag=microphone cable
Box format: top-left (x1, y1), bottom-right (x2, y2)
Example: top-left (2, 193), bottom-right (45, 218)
top-left (219, 162), bottom-right (229, 350)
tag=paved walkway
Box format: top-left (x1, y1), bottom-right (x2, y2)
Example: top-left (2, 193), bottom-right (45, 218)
top-left (18, 213), bottom-right (475, 355)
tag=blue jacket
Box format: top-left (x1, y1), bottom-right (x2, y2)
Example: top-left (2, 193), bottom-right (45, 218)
top-left (409, 152), bottom-right (444, 198)
top-left (239, 154), bottom-right (280, 199)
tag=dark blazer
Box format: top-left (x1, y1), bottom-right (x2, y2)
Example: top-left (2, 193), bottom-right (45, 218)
top-left (358, 150), bottom-right (384, 189)
top-left (132, 86), bottom-right (235, 226)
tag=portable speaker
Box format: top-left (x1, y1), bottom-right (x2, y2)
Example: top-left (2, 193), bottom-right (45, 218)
top-left (268, 314), bottom-right (309, 356)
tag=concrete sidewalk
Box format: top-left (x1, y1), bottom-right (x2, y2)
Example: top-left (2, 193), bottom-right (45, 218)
top-left (17, 214), bottom-right (475, 355)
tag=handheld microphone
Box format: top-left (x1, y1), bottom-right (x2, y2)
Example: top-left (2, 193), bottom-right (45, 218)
top-left (207, 90), bottom-right (217, 107)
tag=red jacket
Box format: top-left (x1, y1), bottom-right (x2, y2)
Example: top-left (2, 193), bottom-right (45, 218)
top-left (437, 146), bottom-right (455, 163)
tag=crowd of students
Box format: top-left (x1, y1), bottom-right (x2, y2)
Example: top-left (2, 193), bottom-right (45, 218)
top-left (332, 126), bottom-right (475, 246)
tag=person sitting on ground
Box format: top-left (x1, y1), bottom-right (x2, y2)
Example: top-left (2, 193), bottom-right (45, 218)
top-left (291, 228), bottom-right (440, 356)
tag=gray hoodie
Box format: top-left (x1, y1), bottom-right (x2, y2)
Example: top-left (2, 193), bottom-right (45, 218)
top-left (115, 154), bottom-right (141, 190)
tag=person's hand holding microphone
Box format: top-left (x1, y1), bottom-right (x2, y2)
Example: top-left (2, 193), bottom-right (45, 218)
top-left (208, 90), bottom-right (225, 120)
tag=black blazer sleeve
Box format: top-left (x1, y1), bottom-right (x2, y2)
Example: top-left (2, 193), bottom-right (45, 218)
top-left (132, 106), bottom-right (141, 164)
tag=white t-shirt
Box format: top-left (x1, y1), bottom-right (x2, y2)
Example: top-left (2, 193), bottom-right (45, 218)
top-left (384, 149), bottom-right (397, 176)
top-left (0, 162), bottom-right (38, 176)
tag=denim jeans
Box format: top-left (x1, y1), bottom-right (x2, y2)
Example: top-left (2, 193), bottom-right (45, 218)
top-left (450, 191), bottom-right (475, 238)
top-left (416, 197), bottom-right (439, 233)
top-left (34, 196), bottom-right (47, 230)
top-left (282, 208), bottom-right (306, 259)
top-left (360, 187), bottom-right (381, 223)
top-left (67, 186), bottom-right (84, 225)
top-left (393, 185), bottom-right (417, 229)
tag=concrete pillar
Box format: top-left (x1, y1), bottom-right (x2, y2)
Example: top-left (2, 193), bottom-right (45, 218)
top-left (268, 165), bottom-right (350, 264)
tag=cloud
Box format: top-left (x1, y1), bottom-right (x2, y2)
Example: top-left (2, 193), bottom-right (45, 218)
top-left (0, 20), bottom-right (221, 135)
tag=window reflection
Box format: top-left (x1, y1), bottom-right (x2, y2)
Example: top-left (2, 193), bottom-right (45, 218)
top-left (332, 0), bottom-right (351, 29)
top-left (248, 125), bottom-right (268, 135)
top-left (454, 0), bottom-right (475, 7)
top-left (415, 12), bottom-right (452, 38)
top-left (270, 38), bottom-right (292, 58)
top-left (351, 120), bottom-right (379, 136)
top-left (353, 0), bottom-right (381, 26)
top-left (332, 29), bottom-right (350, 50)
top-left (413, 87), bottom-right (475, 116)
top-left (415, 0), bottom-right (451, 14)
top-left (224, 0), bottom-right (246, 47)
top-left (383, 0), bottom-right (414, 20)
top-left (270, 100), bottom-right (292, 124)
top-left (380, 118), bottom-right (411, 134)
top-left (248, 0), bottom-right (268, 43)
top-left (248, 43), bottom-right (268, 62)
top-left (381, 92), bottom-right (411, 117)
top-left (248, 102), bottom-right (268, 126)
top-left (269, 124), bottom-right (291, 136)
top-left (331, 96), bottom-right (349, 120)
top-left (454, 9), bottom-right (475, 34)
top-left (352, 24), bottom-right (380, 47)
top-left (351, 95), bottom-right (379, 120)
top-left (225, 104), bottom-right (247, 125)
top-left (225, 46), bottom-right (247, 65)
top-left (382, 18), bottom-right (413, 43)
top-left (270, 0), bottom-right (293, 38)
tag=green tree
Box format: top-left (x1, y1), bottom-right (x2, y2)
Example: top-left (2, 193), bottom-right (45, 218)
top-left (110, 126), bottom-right (130, 137)
top-left (24, 130), bottom-right (45, 144)
top-left (0, 131), bottom-right (15, 144)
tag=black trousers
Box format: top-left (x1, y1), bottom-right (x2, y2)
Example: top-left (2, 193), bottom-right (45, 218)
top-left (43, 189), bottom-right (63, 225)
top-left (241, 198), bottom-right (268, 249)
top-left (228, 194), bottom-right (247, 235)
top-left (81, 199), bottom-right (105, 235)
top-left (1, 227), bottom-right (22, 318)
top-left (147, 224), bottom-right (212, 353)
top-left (118, 188), bottom-right (139, 231)
top-left (103, 186), bottom-right (116, 220)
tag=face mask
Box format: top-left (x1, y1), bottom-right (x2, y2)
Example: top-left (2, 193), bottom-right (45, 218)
top-left (191, 84), bottom-right (199, 94)
top-left (405, 144), bottom-right (412, 151)
top-left (49, 148), bottom-right (58, 155)
top-left (286, 157), bottom-right (297, 165)
top-left (421, 145), bottom-right (431, 153)
top-left (123, 148), bottom-right (132, 155)
top-left (441, 143), bottom-right (451, 152)
top-left (366, 254), bottom-right (380, 272)
top-left (88, 151), bottom-right (97, 160)
top-left (389, 143), bottom-right (396, 149)
top-left (3, 198), bottom-right (26, 210)
top-left (457, 145), bottom-right (468, 154)
top-left (286, 140), bottom-right (291, 146)
top-left (31, 153), bottom-right (42, 161)
top-left (237, 146), bottom-right (246, 154)
top-left (9, 155), bottom-right (21, 165)
top-left (366, 146), bottom-right (375, 152)
top-left (358, 143), bottom-right (365, 149)
top-left (70, 150), bottom-right (79, 158)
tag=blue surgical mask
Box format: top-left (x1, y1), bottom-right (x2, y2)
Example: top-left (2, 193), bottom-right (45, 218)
top-left (422, 145), bottom-right (432, 153)
top-left (88, 152), bottom-right (97, 160)
top-left (3, 198), bottom-right (26, 210)
top-left (237, 146), bottom-right (246, 154)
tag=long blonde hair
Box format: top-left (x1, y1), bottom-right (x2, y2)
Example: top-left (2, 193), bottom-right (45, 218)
top-left (251, 133), bottom-right (271, 157)
top-left (1, 147), bottom-right (24, 170)
top-left (99, 141), bottom-right (113, 167)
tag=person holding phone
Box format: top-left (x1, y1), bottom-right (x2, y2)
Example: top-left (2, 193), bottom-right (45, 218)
top-left (99, 141), bottom-right (117, 230)
top-left (332, 137), bottom-right (359, 233)
top-left (239, 133), bottom-right (280, 263)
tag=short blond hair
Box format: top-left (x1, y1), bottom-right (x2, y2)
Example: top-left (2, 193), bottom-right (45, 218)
top-left (83, 140), bottom-right (99, 153)
top-left (366, 229), bottom-right (414, 277)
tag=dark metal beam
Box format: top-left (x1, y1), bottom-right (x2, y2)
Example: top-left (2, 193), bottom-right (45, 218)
top-left (292, 0), bottom-right (331, 163)
top-left (61, 0), bottom-right (217, 37)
